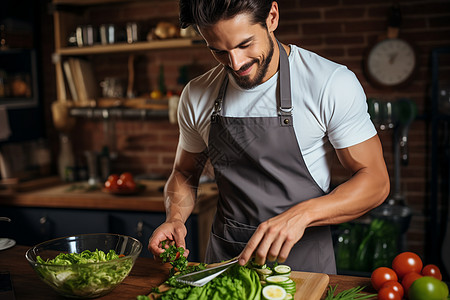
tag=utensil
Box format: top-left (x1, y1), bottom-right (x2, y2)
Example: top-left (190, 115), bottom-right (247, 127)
top-left (175, 258), bottom-right (239, 287)
top-left (0, 217), bottom-right (11, 222)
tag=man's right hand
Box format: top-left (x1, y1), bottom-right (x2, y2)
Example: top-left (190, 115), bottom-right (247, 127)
top-left (148, 219), bottom-right (189, 259)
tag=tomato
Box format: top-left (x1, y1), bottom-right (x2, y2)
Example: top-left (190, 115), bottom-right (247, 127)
top-left (408, 276), bottom-right (449, 300)
top-left (378, 286), bottom-right (402, 300)
top-left (380, 280), bottom-right (404, 299)
top-left (421, 264), bottom-right (443, 280)
top-left (401, 271), bottom-right (423, 295)
top-left (371, 267), bottom-right (398, 290)
top-left (104, 174), bottom-right (119, 190)
top-left (392, 251), bottom-right (423, 279)
top-left (119, 172), bottom-right (134, 182)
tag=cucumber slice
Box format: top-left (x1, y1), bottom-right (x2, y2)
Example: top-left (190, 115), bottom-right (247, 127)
top-left (262, 285), bottom-right (287, 300)
top-left (256, 268), bottom-right (274, 276)
top-left (266, 275), bottom-right (290, 284)
top-left (274, 265), bottom-right (291, 275)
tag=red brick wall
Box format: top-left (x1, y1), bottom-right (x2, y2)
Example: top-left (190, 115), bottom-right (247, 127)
top-left (39, 0), bottom-right (450, 258)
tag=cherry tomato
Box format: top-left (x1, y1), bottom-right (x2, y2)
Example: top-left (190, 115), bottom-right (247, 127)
top-left (124, 179), bottom-right (137, 191)
top-left (378, 286), bottom-right (402, 300)
top-left (408, 276), bottom-right (449, 300)
top-left (380, 280), bottom-right (404, 299)
top-left (392, 251), bottom-right (423, 279)
top-left (421, 264), bottom-right (442, 280)
top-left (401, 271), bottom-right (423, 295)
top-left (371, 267), bottom-right (398, 290)
top-left (120, 172), bottom-right (134, 182)
top-left (104, 174), bottom-right (119, 190)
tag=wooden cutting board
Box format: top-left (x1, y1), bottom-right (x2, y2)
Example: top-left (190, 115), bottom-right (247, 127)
top-left (149, 270), bottom-right (329, 300)
top-left (290, 271), bottom-right (329, 300)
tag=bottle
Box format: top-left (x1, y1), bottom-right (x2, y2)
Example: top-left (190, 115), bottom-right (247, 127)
top-left (58, 134), bottom-right (75, 182)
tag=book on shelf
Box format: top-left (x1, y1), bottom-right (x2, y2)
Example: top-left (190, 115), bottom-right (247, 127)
top-left (62, 60), bottom-right (78, 102)
top-left (63, 58), bottom-right (99, 106)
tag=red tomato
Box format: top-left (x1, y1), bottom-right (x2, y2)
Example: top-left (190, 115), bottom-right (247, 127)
top-left (371, 267), bottom-right (399, 291)
top-left (401, 271), bottom-right (423, 295)
top-left (124, 179), bottom-right (137, 191)
top-left (381, 280), bottom-right (404, 299)
top-left (378, 286), bottom-right (402, 300)
top-left (392, 252), bottom-right (423, 279)
top-left (421, 264), bottom-right (442, 280)
top-left (120, 172), bottom-right (134, 182)
top-left (104, 174), bottom-right (119, 190)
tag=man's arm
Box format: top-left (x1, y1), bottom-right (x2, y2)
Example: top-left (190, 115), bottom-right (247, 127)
top-left (239, 135), bottom-right (390, 265)
top-left (148, 144), bottom-right (207, 258)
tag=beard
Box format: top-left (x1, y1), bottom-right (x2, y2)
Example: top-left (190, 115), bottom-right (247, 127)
top-left (226, 34), bottom-right (275, 90)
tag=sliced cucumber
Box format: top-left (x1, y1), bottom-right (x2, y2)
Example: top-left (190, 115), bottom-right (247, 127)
top-left (274, 265), bottom-right (291, 275)
top-left (262, 285), bottom-right (287, 300)
top-left (266, 275), bottom-right (290, 284)
top-left (284, 293), bottom-right (293, 300)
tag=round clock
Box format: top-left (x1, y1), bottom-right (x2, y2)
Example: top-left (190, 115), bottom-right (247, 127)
top-left (364, 38), bottom-right (417, 89)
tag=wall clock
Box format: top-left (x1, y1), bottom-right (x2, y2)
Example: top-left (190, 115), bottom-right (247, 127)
top-left (364, 38), bottom-right (417, 89)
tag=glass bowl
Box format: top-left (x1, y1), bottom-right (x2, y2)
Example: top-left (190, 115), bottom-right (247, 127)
top-left (25, 233), bottom-right (143, 298)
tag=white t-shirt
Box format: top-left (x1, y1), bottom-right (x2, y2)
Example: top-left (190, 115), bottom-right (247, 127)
top-left (177, 45), bottom-right (376, 192)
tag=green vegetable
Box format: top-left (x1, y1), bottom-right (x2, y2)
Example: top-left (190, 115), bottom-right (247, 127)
top-left (160, 240), bottom-right (189, 276)
top-left (35, 249), bottom-right (133, 298)
top-left (324, 285), bottom-right (376, 300)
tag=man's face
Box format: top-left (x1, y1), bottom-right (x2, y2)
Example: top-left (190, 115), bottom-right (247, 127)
top-left (198, 14), bottom-right (276, 90)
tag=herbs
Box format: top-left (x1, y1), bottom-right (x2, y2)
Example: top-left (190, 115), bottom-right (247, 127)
top-left (159, 240), bottom-right (206, 277)
top-left (324, 285), bottom-right (376, 300)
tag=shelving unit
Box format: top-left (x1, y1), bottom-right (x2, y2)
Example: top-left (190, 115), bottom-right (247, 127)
top-left (428, 46), bottom-right (450, 272)
top-left (51, 0), bottom-right (203, 118)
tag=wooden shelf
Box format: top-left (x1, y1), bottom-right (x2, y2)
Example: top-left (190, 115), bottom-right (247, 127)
top-left (52, 0), bottom-right (137, 5)
top-left (56, 39), bottom-right (205, 56)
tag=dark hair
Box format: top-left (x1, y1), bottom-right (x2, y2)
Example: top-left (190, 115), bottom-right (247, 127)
top-left (179, 0), bottom-right (274, 29)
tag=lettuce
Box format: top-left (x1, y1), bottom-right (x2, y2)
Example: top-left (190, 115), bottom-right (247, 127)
top-left (35, 249), bottom-right (133, 298)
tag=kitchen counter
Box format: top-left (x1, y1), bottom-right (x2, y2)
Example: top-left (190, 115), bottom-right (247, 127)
top-left (0, 245), bottom-right (375, 300)
top-left (0, 179), bottom-right (218, 262)
top-left (0, 178), bottom-right (218, 213)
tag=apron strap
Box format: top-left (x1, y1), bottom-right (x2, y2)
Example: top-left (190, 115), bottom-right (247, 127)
top-left (211, 75), bottom-right (229, 123)
top-left (277, 40), bottom-right (293, 127)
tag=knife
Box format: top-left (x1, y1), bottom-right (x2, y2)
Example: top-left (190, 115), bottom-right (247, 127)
top-left (175, 258), bottom-right (239, 287)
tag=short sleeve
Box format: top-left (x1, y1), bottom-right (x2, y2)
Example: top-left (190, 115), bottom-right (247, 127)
top-left (323, 68), bottom-right (377, 149)
top-left (177, 83), bottom-right (209, 153)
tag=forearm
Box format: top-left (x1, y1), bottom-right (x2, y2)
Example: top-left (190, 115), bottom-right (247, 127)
top-left (300, 165), bottom-right (390, 228)
top-left (164, 169), bottom-right (199, 224)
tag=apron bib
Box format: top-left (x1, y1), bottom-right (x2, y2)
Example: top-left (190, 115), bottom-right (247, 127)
top-left (205, 40), bottom-right (336, 274)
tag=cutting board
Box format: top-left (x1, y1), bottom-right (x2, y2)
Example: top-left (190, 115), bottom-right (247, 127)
top-left (149, 271), bottom-right (329, 300)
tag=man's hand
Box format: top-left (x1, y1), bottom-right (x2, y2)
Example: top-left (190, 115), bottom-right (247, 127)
top-left (148, 219), bottom-right (189, 260)
top-left (238, 206), bottom-right (308, 266)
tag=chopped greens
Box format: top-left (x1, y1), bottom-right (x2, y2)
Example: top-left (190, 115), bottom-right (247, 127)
top-left (34, 249), bottom-right (133, 298)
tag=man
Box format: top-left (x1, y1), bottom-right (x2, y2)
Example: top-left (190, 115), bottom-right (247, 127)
top-left (149, 0), bottom-right (389, 274)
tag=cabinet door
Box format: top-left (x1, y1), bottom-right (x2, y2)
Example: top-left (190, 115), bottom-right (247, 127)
top-left (0, 207), bottom-right (108, 246)
top-left (108, 212), bottom-right (199, 261)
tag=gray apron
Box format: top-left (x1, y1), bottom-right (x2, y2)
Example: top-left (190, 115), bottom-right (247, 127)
top-left (205, 40), bottom-right (336, 274)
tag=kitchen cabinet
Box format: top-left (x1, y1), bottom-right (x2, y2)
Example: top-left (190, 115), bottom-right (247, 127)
top-left (0, 180), bottom-right (218, 260)
top-left (0, 206), bottom-right (200, 259)
top-left (50, 0), bottom-right (203, 117)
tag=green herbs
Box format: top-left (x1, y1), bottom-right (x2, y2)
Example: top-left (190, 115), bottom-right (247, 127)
top-left (35, 249), bottom-right (133, 298)
top-left (159, 240), bottom-right (190, 276)
top-left (324, 285), bottom-right (376, 300)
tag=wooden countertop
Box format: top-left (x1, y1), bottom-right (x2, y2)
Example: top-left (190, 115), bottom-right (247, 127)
top-left (0, 245), bottom-right (375, 300)
top-left (0, 179), bottom-right (218, 213)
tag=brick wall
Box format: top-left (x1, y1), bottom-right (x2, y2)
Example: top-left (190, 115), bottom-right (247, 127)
top-left (39, 0), bottom-right (450, 259)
